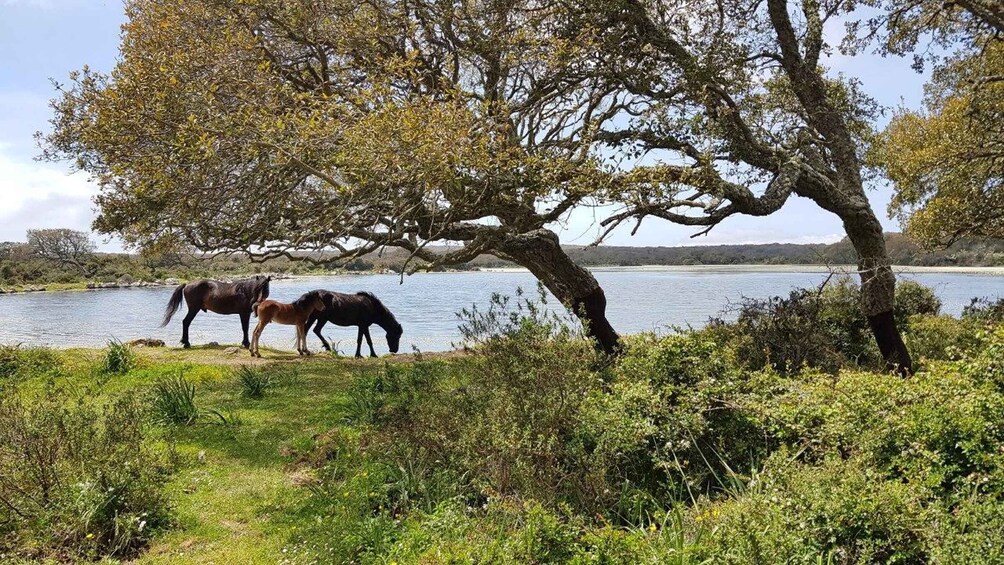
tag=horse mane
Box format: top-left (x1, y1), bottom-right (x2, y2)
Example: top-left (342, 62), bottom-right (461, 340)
top-left (357, 291), bottom-right (402, 331)
top-left (294, 290), bottom-right (320, 307)
top-left (238, 275), bottom-right (268, 294)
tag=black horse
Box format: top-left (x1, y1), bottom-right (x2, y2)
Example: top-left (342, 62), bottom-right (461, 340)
top-left (161, 275), bottom-right (271, 348)
top-left (305, 291), bottom-right (403, 357)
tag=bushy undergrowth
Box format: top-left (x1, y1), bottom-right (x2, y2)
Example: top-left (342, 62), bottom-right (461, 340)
top-left (0, 387), bottom-right (174, 560)
top-left (0, 344), bottom-right (61, 382)
top-left (294, 284), bottom-right (1004, 563)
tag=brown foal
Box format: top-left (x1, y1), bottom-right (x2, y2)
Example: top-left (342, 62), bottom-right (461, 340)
top-left (250, 291), bottom-right (326, 357)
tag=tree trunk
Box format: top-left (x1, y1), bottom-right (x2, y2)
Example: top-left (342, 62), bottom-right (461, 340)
top-left (495, 228), bottom-right (621, 355)
top-left (841, 210), bottom-right (913, 376)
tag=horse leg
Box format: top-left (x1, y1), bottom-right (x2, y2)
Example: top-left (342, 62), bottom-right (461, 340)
top-left (299, 324), bottom-right (310, 356)
top-left (355, 327), bottom-right (364, 358)
top-left (312, 318), bottom-right (332, 351)
top-left (240, 311), bottom-right (251, 349)
top-left (181, 307), bottom-right (199, 348)
top-left (251, 319), bottom-right (266, 357)
top-left (364, 326), bottom-right (377, 357)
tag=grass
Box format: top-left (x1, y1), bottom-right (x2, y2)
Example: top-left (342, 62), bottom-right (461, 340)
top-left (4, 344), bottom-right (382, 564)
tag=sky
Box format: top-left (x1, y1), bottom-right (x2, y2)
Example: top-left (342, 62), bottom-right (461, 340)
top-left (0, 1), bottom-right (930, 251)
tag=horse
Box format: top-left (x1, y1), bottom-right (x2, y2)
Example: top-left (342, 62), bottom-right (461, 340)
top-left (305, 291), bottom-right (403, 357)
top-left (250, 290), bottom-right (327, 357)
top-left (161, 275), bottom-right (271, 348)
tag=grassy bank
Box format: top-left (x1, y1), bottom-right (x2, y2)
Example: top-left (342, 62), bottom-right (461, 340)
top-left (3, 283), bottom-right (1004, 563)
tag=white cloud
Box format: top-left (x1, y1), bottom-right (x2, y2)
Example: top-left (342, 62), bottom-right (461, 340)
top-left (0, 143), bottom-right (120, 249)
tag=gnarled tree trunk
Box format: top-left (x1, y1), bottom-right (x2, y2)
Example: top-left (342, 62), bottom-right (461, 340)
top-left (840, 209), bottom-right (913, 375)
top-left (495, 228), bottom-right (620, 355)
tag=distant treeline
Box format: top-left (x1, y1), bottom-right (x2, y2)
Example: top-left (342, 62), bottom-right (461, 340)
top-left (413, 233), bottom-right (1004, 269)
top-left (4, 232), bottom-right (1004, 289)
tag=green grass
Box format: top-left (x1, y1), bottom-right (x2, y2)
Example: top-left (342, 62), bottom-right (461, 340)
top-left (5, 345), bottom-right (384, 564)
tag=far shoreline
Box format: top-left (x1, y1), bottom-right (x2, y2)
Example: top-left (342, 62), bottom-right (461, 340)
top-left (3, 263), bottom-right (1004, 297)
top-left (480, 264), bottom-right (1004, 275)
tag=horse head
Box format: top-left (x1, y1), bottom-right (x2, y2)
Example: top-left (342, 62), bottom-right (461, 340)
top-left (386, 321), bottom-right (403, 353)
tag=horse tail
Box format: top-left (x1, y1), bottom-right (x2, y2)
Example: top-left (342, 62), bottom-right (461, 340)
top-left (161, 284), bottom-right (186, 327)
top-left (251, 300), bottom-right (260, 318)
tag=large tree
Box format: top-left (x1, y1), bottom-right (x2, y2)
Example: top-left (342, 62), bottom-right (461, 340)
top-left (42, 0), bottom-right (627, 353)
top-left (567, 0), bottom-right (913, 372)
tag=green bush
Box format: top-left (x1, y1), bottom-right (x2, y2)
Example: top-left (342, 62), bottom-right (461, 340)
top-left (0, 389), bottom-right (173, 560)
top-left (0, 345), bottom-right (61, 382)
top-left (895, 279), bottom-right (942, 324)
top-left (758, 367), bottom-right (1004, 497)
top-left (962, 296), bottom-right (1004, 326)
top-left (694, 455), bottom-right (931, 564)
top-left (904, 314), bottom-right (980, 361)
top-left (582, 333), bottom-right (776, 509)
top-left (711, 289), bottom-right (848, 374)
top-left (102, 338), bottom-right (136, 374)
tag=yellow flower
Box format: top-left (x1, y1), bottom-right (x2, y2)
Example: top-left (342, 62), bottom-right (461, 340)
top-left (86, 533), bottom-right (94, 539)
top-left (648, 524), bottom-right (657, 532)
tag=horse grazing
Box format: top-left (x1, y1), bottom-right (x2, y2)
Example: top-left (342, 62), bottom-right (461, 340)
top-left (250, 290), bottom-right (327, 357)
top-left (161, 275), bottom-right (271, 348)
top-left (305, 291), bottom-right (403, 357)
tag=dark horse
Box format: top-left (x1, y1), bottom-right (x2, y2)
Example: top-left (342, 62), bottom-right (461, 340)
top-left (305, 291), bottom-right (403, 357)
top-left (161, 275), bottom-right (271, 348)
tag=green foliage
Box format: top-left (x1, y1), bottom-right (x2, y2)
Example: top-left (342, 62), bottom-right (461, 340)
top-left (708, 277), bottom-right (945, 374)
top-left (693, 455), bottom-right (932, 563)
top-left (905, 314), bottom-right (980, 361)
top-left (0, 345), bottom-right (61, 382)
top-left (149, 374), bottom-right (199, 425)
top-left (233, 364), bottom-right (272, 399)
top-left (0, 388), bottom-right (174, 560)
top-left (877, 40), bottom-right (1004, 247)
top-left (895, 279), bottom-right (942, 324)
top-left (102, 338), bottom-right (136, 374)
top-left (962, 296), bottom-right (1004, 325)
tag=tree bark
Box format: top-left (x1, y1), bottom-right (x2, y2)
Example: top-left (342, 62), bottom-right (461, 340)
top-left (495, 228), bottom-right (621, 355)
top-left (840, 209), bottom-right (913, 376)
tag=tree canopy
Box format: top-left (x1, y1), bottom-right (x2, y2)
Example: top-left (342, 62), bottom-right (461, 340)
top-left (866, 1), bottom-right (1004, 247)
top-left (42, 0), bottom-right (629, 352)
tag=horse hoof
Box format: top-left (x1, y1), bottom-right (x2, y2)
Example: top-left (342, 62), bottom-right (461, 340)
top-left (182, 343), bottom-right (191, 349)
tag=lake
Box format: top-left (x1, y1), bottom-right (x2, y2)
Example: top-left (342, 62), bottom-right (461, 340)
top-left (1, 267), bottom-right (1002, 353)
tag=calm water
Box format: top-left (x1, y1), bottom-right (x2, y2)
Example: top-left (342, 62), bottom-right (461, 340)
top-left (1, 268), bottom-right (1001, 353)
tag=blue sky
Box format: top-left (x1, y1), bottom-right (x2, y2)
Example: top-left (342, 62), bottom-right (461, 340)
top-left (0, 1), bottom-right (928, 251)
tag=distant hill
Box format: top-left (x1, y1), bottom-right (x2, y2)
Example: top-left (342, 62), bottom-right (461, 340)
top-left (359, 233), bottom-right (1004, 270)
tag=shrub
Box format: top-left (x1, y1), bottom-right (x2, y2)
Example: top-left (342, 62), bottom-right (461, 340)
top-left (757, 367), bottom-right (1004, 497)
top-left (234, 364), bottom-right (272, 399)
top-left (693, 455), bottom-right (932, 564)
top-left (895, 279), bottom-right (942, 324)
top-left (962, 296), bottom-right (1004, 326)
top-left (149, 374), bottom-right (199, 425)
top-left (712, 289), bottom-right (846, 374)
top-left (709, 278), bottom-right (943, 374)
top-left (904, 314), bottom-right (980, 361)
top-left (0, 344), bottom-right (61, 381)
top-left (102, 338), bottom-right (136, 374)
top-left (0, 389), bottom-right (173, 559)
top-left (581, 333), bottom-right (777, 508)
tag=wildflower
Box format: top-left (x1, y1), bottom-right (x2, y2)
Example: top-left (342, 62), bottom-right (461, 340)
top-left (86, 533), bottom-right (94, 539)
top-left (648, 524), bottom-right (657, 532)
